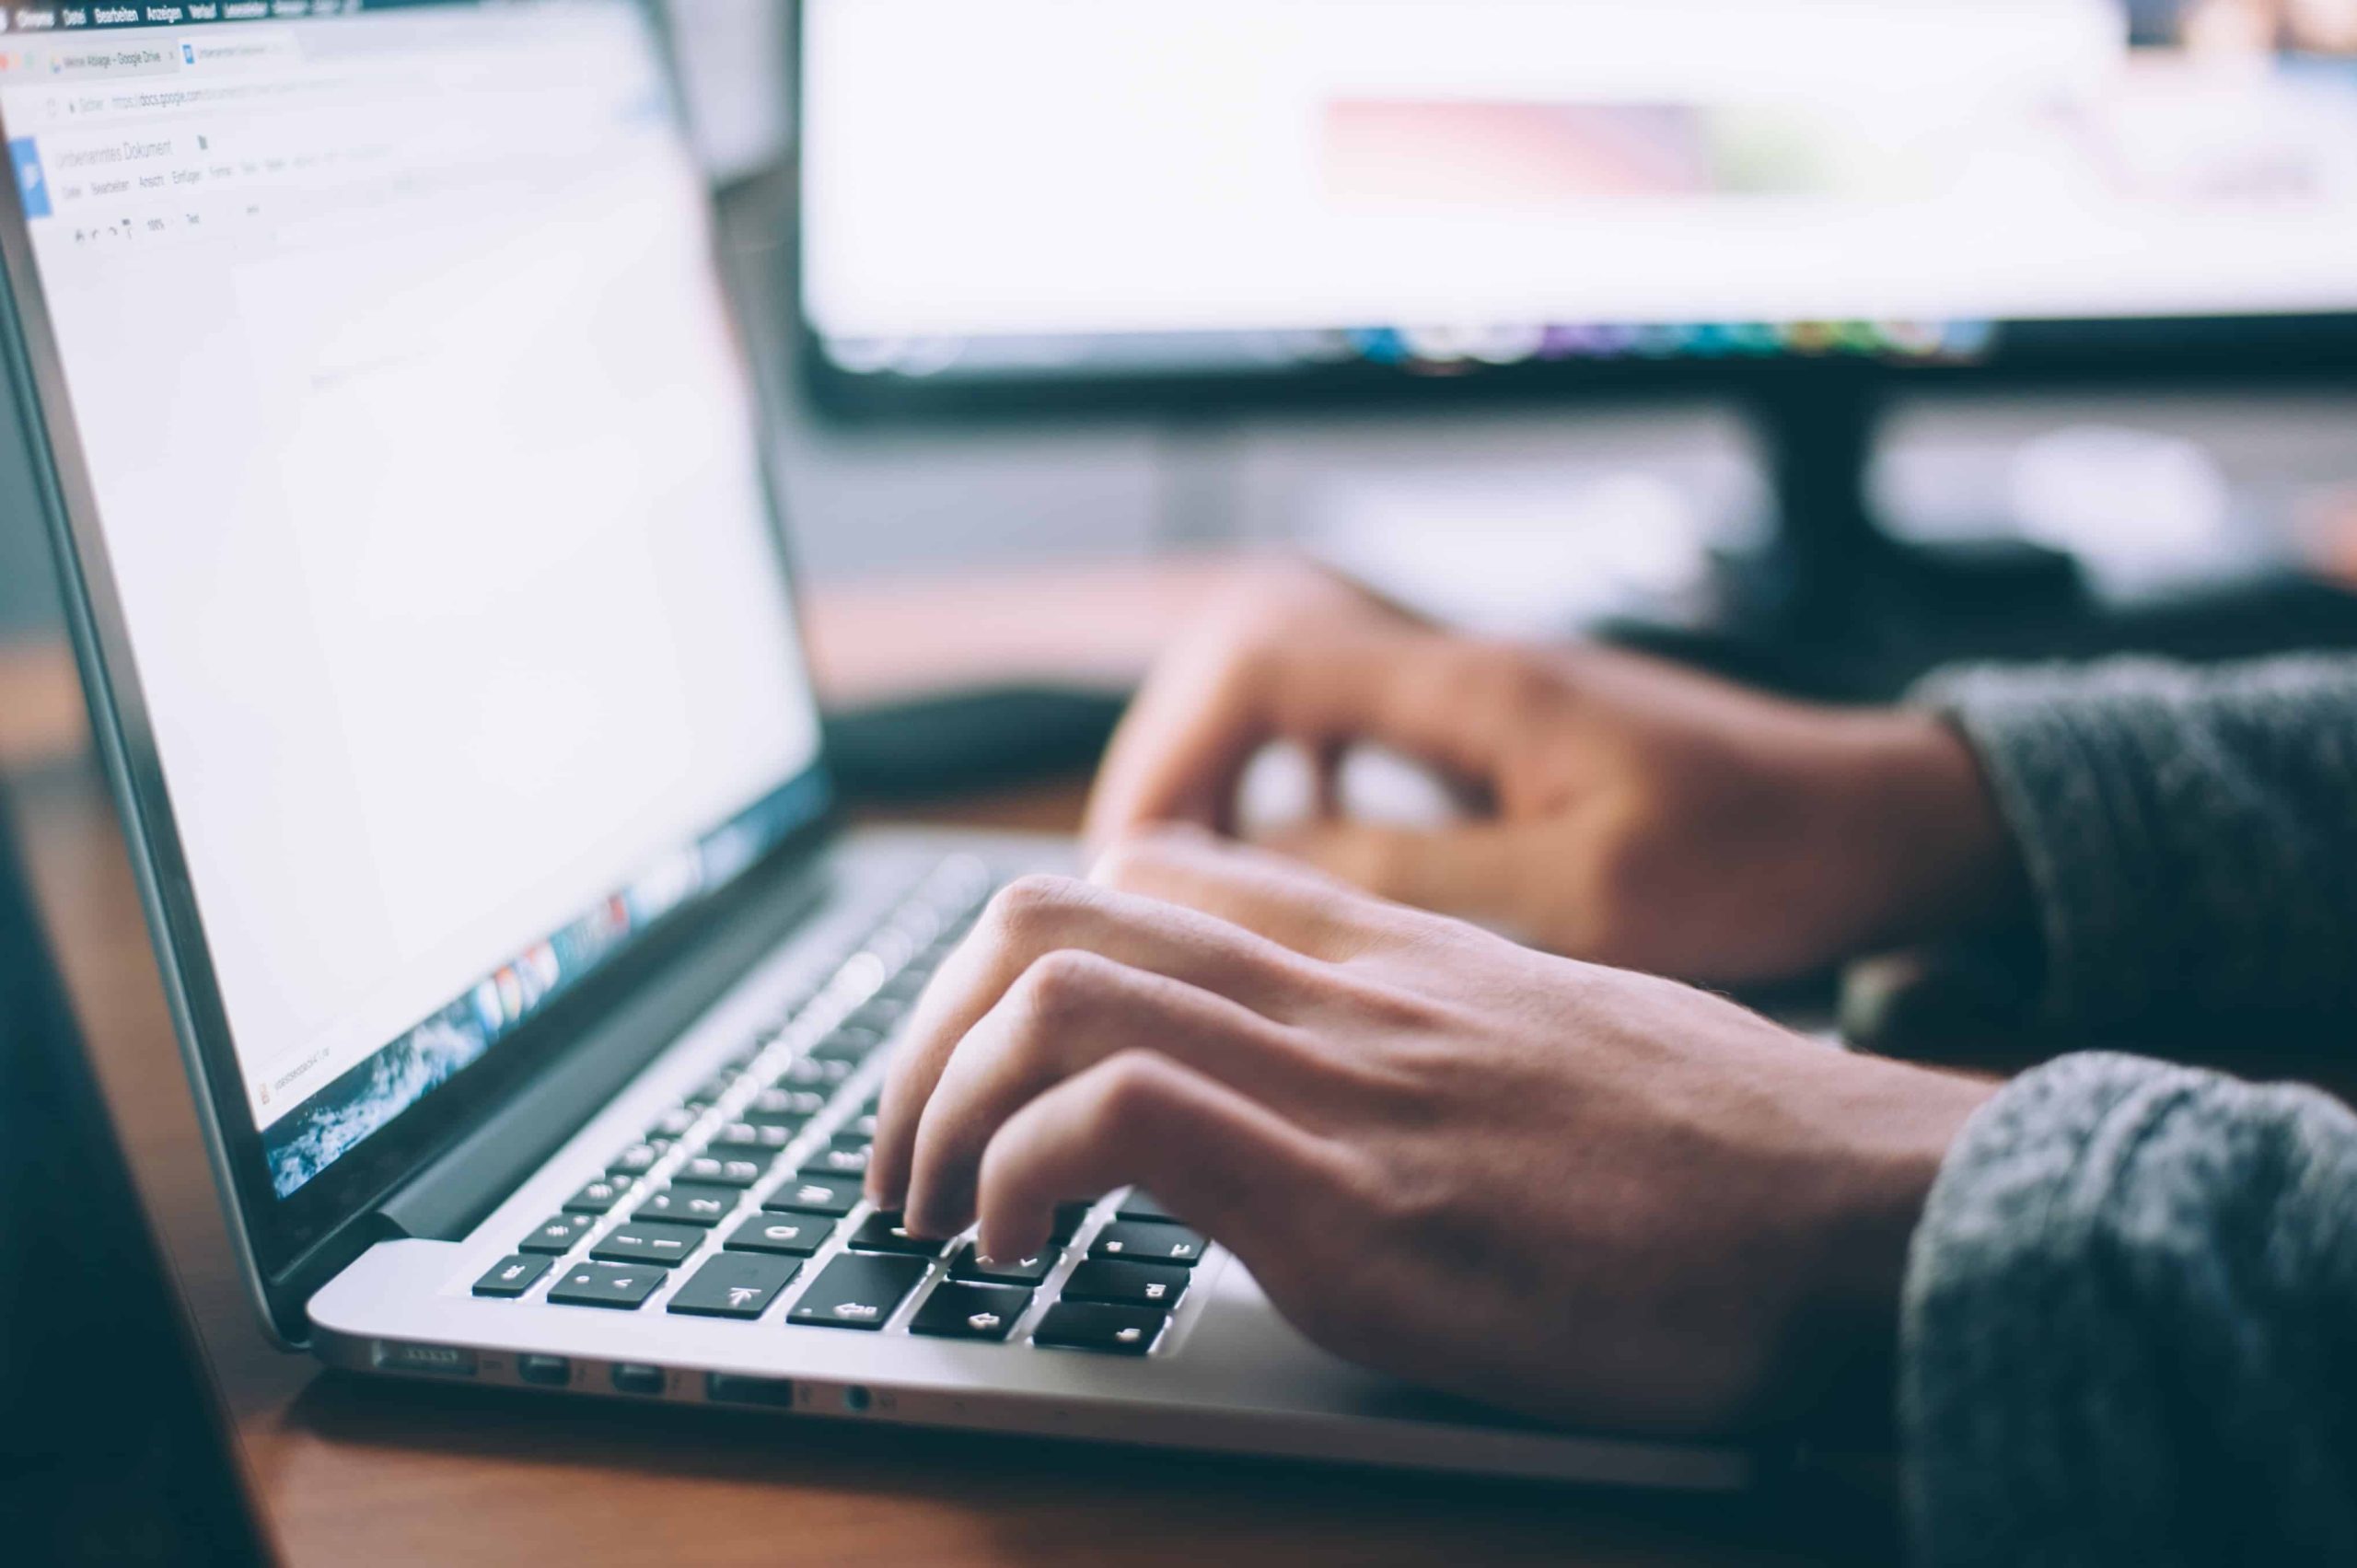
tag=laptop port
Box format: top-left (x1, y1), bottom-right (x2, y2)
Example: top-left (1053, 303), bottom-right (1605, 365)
top-left (516, 1353), bottom-right (571, 1388)
top-left (705, 1373), bottom-right (796, 1409)
top-left (375, 1342), bottom-right (477, 1378)
top-left (610, 1363), bottom-right (667, 1396)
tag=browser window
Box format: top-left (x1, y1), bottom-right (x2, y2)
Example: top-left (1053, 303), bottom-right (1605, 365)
top-left (2, 0), bottom-right (825, 1197)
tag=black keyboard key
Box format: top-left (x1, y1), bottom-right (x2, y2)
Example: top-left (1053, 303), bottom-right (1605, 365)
top-left (1115, 1190), bottom-right (1181, 1224)
top-left (680, 1155), bottom-right (765, 1188)
top-left (909, 1282), bottom-right (1030, 1342)
top-left (724, 1213), bottom-right (833, 1257)
top-left (649, 1106), bottom-right (700, 1139)
top-left (519, 1213), bottom-right (596, 1254)
top-left (844, 1210), bottom-right (947, 1257)
top-left (949, 1242), bottom-right (1060, 1286)
top-left (1091, 1222), bottom-right (1205, 1267)
top-left (800, 1144), bottom-right (871, 1179)
top-left (786, 1252), bottom-right (929, 1330)
top-left (636, 1182), bottom-right (740, 1227)
top-left (1032, 1302), bottom-right (1167, 1355)
top-left (839, 1111), bottom-right (879, 1141)
top-left (1050, 1201), bottom-right (1094, 1245)
top-left (747, 1086), bottom-right (826, 1121)
top-left (1062, 1260), bottom-right (1189, 1309)
top-left (547, 1260), bottom-right (665, 1310)
top-left (472, 1254), bottom-right (552, 1298)
top-left (761, 1174), bottom-right (861, 1217)
top-left (667, 1253), bottom-right (800, 1320)
top-left (708, 1121), bottom-right (795, 1157)
top-left (608, 1143), bottom-right (665, 1179)
top-left (591, 1221), bottom-right (706, 1267)
top-left (563, 1179), bottom-right (627, 1214)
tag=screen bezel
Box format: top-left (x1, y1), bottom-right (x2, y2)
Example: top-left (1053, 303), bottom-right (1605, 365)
top-left (789, 6), bottom-right (2357, 424)
top-left (0, 0), bottom-right (841, 1330)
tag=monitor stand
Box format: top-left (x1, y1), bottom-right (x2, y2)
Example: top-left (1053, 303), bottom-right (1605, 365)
top-left (1609, 369), bottom-right (2357, 702)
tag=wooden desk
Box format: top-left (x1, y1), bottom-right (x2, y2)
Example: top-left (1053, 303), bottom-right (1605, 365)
top-left (0, 592), bottom-right (1882, 1568)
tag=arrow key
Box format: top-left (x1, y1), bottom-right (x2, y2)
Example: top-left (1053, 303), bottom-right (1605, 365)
top-left (667, 1252), bottom-right (801, 1320)
top-left (1089, 1221), bottom-right (1205, 1267)
top-left (909, 1281), bottom-right (1030, 1342)
top-left (1033, 1301), bottom-right (1167, 1356)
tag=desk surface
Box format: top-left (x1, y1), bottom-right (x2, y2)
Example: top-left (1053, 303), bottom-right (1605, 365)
top-left (0, 573), bottom-right (1885, 1568)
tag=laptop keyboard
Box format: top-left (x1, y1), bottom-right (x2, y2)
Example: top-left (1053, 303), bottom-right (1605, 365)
top-left (467, 857), bottom-right (1204, 1358)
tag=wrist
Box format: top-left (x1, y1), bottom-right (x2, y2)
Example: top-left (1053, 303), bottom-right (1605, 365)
top-left (1777, 1060), bottom-right (1999, 1440)
top-left (1831, 709), bottom-right (2028, 954)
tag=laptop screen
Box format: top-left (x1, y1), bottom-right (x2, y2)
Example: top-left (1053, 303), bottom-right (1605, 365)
top-left (0, 0), bottom-right (827, 1201)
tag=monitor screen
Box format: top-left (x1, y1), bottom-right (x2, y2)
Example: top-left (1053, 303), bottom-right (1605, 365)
top-left (1, 0), bottom-right (826, 1200)
top-left (800, 0), bottom-right (2357, 388)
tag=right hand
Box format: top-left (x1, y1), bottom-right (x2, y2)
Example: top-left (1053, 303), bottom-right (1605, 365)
top-left (869, 830), bottom-right (1997, 1435)
top-left (1086, 563), bottom-right (2024, 985)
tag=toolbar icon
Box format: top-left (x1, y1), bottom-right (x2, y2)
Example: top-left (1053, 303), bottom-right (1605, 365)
top-left (9, 136), bottom-right (48, 218)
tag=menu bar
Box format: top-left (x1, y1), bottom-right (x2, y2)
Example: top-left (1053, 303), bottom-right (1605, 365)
top-left (0, 1), bottom-right (473, 30)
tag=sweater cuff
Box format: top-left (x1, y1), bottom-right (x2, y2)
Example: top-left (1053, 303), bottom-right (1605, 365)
top-left (1911, 662), bottom-right (2174, 1028)
top-left (1899, 1051), bottom-right (2357, 1568)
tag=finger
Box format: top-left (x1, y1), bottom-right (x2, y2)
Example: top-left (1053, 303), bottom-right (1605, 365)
top-left (867, 874), bottom-right (1328, 1209)
top-left (901, 949), bottom-right (1335, 1236)
top-left (1084, 626), bottom-right (1513, 851)
top-left (1264, 819), bottom-right (1535, 931)
top-left (1090, 825), bottom-right (1399, 961)
top-left (971, 1048), bottom-right (1340, 1268)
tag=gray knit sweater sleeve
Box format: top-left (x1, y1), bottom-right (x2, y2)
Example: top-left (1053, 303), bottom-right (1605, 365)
top-left (1902, 1052), bottom-right (2357, 1566)
top-left (1914, 655), bottom-right (2357, 1028)
top-left (1895, 657), bottom-right (2357, 1562)
top-left (1913, 650), bottom-right (2357, 1028)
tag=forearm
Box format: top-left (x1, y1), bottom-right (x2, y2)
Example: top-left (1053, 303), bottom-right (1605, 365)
top-left (1900, 1052), bottom-right (2357, 1568)
top-left (1916, 655), bottom-right (2357, 1028)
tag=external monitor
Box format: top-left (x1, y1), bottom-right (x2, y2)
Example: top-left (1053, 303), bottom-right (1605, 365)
top-left (798, 0), bottom-right (2357, 415)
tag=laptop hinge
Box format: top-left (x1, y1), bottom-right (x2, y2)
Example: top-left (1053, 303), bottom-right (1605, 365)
top-left (374, 855), bottom-right (836, 1243)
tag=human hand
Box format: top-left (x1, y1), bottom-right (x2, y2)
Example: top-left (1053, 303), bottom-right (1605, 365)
top-left (868, 830), bottom-right (1996, 1435)
top-left (1085, 563), bottom-right (2025, 985)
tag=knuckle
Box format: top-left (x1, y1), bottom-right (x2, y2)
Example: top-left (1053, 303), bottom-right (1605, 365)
top-left (985, 873), bottom-right (1087, 940)
top-left (1011, 947), bottom-right (1112, 1035)
top-left (1081, 1050), bottom-right (1173, 1142)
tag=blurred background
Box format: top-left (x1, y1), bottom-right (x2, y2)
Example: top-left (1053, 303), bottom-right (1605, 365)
top-left (12, 0), bottom-right (2357, 768)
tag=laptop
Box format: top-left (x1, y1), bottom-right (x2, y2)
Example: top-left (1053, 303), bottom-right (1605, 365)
top-left (0, 0), bottom-right (1743, 1490)
top-left (1, 784), bottom-right (276, 1566)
